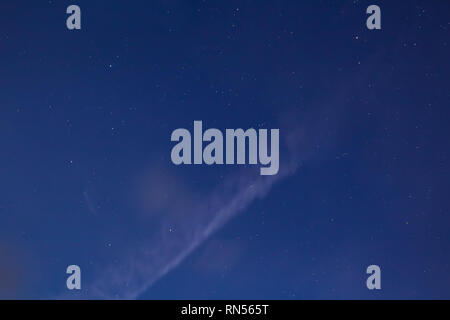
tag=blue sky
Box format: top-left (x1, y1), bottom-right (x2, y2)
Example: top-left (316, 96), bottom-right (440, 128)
top-left (0, 0), bottom-right (449, 299)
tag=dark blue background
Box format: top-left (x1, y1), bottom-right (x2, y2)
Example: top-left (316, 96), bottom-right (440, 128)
top-left (0, 0), bottom-right (449, 299)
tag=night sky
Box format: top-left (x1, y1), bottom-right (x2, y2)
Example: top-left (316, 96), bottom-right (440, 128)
top-left (0, 0), bottom-right (449, 299)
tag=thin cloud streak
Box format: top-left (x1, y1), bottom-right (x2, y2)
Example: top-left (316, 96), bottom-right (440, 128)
top-left (55, 52), bottom-right (372, 300)
top-left (87, 122), bottom-right (309, 299)
top-left (86, 66), bottom-right (363, 299)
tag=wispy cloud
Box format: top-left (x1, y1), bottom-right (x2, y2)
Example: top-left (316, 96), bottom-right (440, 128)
top-left (63, 53), bottom-right (370, 300)
top-left (86, 113), bottom-right (318, 299)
